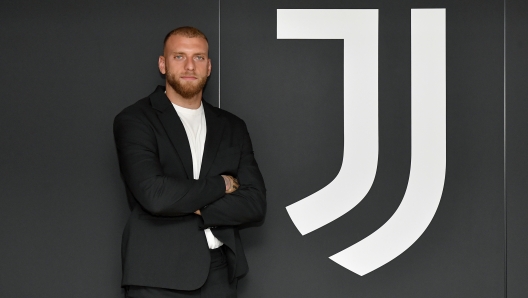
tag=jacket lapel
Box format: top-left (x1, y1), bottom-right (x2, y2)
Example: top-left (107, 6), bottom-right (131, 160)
top-left (150, 86), bottom-right (194, 179)
top-left (199, 101), bottom-right (225, 179)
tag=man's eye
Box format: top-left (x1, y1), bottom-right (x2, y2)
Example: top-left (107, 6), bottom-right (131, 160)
top-left (175, 55), bottom-right (184, 60)
top-left (194, 56), bottom-right (205, 61)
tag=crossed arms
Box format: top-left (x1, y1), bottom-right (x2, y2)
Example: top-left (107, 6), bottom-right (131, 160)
top-left (113, 111), bottom-right (266, 228)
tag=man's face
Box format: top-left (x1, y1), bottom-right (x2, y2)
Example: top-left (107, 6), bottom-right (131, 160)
top-left (159, 35), bottom-right (211, 99)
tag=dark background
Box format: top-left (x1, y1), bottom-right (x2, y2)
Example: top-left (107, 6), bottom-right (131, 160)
top-left (0, 0), bottom-right (525, 297)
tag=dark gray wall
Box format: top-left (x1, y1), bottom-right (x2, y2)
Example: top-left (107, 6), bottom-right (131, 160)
top-left (222, 1), bottom-right (505, 297)
top-left (0, 0), bottom-right (525, 297)
top-left (0, 1), bottom-right (219, 297)
top-left (507, 0), bottom-right (528, 297)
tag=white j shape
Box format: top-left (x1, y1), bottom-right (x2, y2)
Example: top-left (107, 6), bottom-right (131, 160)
top-left (278, 9), bottom-right (446, 275)
top-left (278, 9), bottom-right (379, 236)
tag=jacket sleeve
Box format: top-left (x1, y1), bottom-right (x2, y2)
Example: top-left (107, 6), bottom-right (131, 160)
top-left (200, 122), bottom-right (266, 227)
top-left (113, 112), bottom-right (225, 216)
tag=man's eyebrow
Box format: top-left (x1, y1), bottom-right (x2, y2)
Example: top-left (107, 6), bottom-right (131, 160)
top-left (170, 51), bottom-right (208, 56)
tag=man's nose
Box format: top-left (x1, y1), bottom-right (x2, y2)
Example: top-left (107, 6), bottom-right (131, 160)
top-left (184, 58), bottom-right (195, 71)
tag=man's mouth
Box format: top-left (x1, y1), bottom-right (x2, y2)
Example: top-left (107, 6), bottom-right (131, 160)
top-left (180, 76), bottom-right (197, 81)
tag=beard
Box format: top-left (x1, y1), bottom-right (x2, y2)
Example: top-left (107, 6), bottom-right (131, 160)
top-left (166, 71), bottom-right (208, 99)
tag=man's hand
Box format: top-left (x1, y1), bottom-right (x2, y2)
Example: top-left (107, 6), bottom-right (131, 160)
top-left (195, 176), bottom-right (238, 216)
top-left (221, 175), bottom-right (239, 194)
top-left (195, 175), bottom-right (238, 216)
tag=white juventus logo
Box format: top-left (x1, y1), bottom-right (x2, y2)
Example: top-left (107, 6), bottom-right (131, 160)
top-left (277, 9), bottom-right (446, 276)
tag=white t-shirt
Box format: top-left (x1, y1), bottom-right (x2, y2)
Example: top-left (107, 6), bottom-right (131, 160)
top-left (173, 102), bottom-right (223, 249)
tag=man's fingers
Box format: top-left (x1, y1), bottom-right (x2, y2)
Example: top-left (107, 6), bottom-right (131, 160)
top-left (221, 175), bottom-right (232, 192)
top-left (224, 176), bottom-right (239, 194)
top-left (232, 178), bottom-right (239, 190)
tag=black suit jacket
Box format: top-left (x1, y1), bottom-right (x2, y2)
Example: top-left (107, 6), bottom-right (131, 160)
top-left (113, 86), bottom-right (266, 290)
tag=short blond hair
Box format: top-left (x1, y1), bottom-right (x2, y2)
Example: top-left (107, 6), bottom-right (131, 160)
top-left (163, 26), bottom-right (208, 48)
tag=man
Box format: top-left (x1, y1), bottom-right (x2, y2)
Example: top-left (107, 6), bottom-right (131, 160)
top-left (113, 27), bottom-right (266, 297)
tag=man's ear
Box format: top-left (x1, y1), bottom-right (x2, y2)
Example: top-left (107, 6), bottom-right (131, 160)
top-left (207, 58), bottom-right (212, 77)
top-left (158, 56), bottom-right (166, 74)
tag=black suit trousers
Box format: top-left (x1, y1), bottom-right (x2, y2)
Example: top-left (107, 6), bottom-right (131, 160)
top-left (126, 247), bottom-right (237, 298)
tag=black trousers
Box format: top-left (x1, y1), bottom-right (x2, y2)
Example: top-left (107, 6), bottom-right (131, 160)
top-left (126, 246), bottom-right (237, 298)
